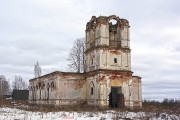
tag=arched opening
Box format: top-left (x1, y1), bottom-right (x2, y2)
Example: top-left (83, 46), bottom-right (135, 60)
top-left (91, 87), bottom-right (93, 95)
top-left (47, 83), bottom-right (50, 100)
top-left (109, 80), bottom-right (124, 108)
top-left (42, 83), bottom-right (45, 90)
top-left (38, 82), bottom-right (41, 100)
top-left (36, 85), bottom-right (38, 90)
top-left (109, 19), bottom-right (117, 25)
top-left (109, 19), bottom-right (121, 47)
top-left (51, 82), bottom-right (55, 92)
top-left (109, 87), bottom-right (124, 108)
top-left (41, 83), bottom-right (45, 100)
top-left (89, 81), bottom-right (95, 96)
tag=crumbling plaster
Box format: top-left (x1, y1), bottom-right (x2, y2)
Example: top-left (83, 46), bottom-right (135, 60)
top-left (29, 15), bottom-right (142, 109)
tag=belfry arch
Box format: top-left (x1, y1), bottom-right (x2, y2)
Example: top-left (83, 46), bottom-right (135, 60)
top-left (108, 17), bottom-right (121, 47)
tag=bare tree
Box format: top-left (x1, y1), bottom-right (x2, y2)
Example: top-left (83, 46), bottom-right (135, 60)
top-left (13, 75), bottom-right (28, 90)
top-left (0, 75), bottom-right (10, 97)
top-left (67, 38), bottom-right (85, 73)
top-left (34, 61), bottom-right (41, 78)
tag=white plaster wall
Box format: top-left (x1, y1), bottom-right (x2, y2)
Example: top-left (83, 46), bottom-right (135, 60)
top-left (100, 24), bottom-right (109, 46)
top-left (121, 26), bottom-right (130, 48)
top-left (90, 73), bottom-right (132, 107)
top-left (58, 79), bottom-right (86, 100)
top-left (122, 80), bottom-right (130, 107)
top-left (121, 26), bottom-right (128, 40)
top-left (86, 50), bottom-right (101, 72)
top-left (95, 25), bottom-right (100, 37)
top-left (99, 83), bottom-right (107, 106)
top-left (86, 75), bottom-right (99, 106)
top-left (56, 74), bottom-right (86, 103)
top-left (99, 49), bottom-right (131, 71)
top-left (29, 82), bottom-right (34, 100)
top-left (131, 77), bottom-right (142, 108)
top-left (29, 90), bottom-right (33, 100)
top-left (86, 32), bottom-right (90, 49)
top-left (29, 74), bottom-right (86, 106)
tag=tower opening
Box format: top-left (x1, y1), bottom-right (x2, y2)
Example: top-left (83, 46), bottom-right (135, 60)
top-left (109, 19), bottom-right (117, 25)
top-left (109, 19), bottom-right (120, 47)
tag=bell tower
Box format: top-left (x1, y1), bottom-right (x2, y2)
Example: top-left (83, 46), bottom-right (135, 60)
top-left (85, 15), bottom-right (131, 72)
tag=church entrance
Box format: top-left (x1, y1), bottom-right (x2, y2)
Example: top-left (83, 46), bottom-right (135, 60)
top-left (109, 87), bottom-right (124, 108)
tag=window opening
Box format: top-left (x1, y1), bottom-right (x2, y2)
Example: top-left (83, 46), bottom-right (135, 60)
top-left (91, 87), bottom-right (93, 95)
top-left (114, 58), bottom-right (117, 63)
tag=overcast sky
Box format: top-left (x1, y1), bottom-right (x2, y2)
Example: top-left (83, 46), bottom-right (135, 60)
top-left (0, 0), bottom-right (180, 101)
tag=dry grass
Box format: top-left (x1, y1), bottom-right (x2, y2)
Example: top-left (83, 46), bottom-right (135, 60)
top-left (1, 99), bottom-right (180, 116)
top-left (142, 101), bottom-right (180, 115)
top-left (0, 99), bottom-right (180, 120)
top-left (0, 98), bottom-right (13, 107)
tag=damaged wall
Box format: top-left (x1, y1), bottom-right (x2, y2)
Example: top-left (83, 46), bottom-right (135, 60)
top-left (29, 72), bottom-right (86, 105)
top-left (29, 15), bottom-right (142, 109)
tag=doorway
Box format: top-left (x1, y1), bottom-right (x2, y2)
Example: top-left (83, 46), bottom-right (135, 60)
top-left (109, 87), bottom-right (124, 108)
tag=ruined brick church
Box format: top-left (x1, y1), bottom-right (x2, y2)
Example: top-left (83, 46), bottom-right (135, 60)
top-left (29, 15), bottom-right (142, 109)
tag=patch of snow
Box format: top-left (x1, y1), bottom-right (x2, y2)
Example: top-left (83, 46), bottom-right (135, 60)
top-left (0, 107), bottom-right (179, 120)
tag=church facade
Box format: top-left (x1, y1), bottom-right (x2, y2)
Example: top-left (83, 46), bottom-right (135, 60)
top-left (29, 15), bottom-right (142, 109)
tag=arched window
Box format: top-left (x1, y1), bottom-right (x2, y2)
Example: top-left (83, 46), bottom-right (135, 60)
top-left (91, 87), bottom-right (93, 95)
top-left (38, 82), bottom-right (41, 90)
top-left (47, 83), bottom-right (50, 100)
top-left (42, 83), bottom-right (45, 90)
top-left (36, 85), bottom-right (38, 91)
top-left (89, 81), bottom-right (95, 95)
top-left (51, 82), bottom-right (55, 91)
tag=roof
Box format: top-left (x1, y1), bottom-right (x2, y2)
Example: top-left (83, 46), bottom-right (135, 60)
top-left (29, 71), bottom-right (84, 82)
